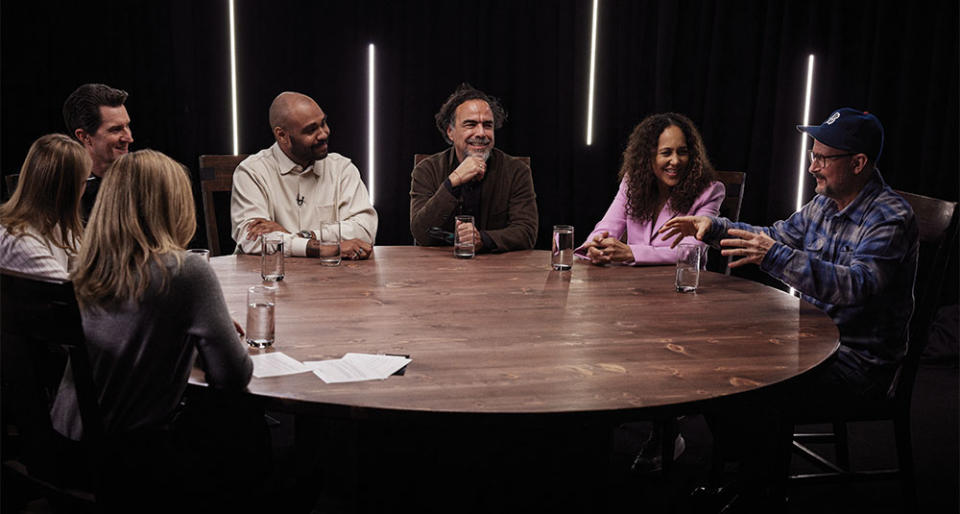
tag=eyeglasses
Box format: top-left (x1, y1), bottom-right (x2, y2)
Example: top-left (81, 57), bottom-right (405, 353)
top-left (808, 150), bottom-right (857, 167)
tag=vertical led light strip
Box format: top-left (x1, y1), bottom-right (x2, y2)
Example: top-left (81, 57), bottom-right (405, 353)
top-left (585, 0), bottom-right (599, 145)
top-left (790, 54), bottom-right (815, 297)
top-left (795, 54), bottom-right (815, 212)
top-left (367, 43), bottom-right (376, 206)
top-left (228, 0), bottom-right (239, 155)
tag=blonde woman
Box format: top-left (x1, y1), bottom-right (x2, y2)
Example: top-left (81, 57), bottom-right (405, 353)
top-left (51, 149), bottom-right (258, 509)
top-left (0, 133), bottom-right (90, 278)
top-left (53, 148), bottom-right (252, 439)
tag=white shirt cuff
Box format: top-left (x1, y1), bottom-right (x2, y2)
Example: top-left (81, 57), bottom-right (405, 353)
top-left (291, 237), bottom-right (310, 257)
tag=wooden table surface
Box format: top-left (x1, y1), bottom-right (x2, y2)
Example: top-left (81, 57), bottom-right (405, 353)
top-left (196, 246), bottom-right (838, 421)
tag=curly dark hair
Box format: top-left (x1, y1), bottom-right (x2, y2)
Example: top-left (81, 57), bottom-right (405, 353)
top-left (618, 113), bottom-right (716, 222)
top-left (434, 83), bottom-right (507, 144)
top-left (63, 83), bottom-right (129, 140)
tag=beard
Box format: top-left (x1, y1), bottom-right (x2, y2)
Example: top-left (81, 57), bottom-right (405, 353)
top-left (289, 137), bottom-right (329, 165)
top-left (464, 136), bottom-right (492, 161)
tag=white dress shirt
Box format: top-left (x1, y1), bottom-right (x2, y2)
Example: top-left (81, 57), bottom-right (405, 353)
top-left (230, 143), bottom-right (378, 256)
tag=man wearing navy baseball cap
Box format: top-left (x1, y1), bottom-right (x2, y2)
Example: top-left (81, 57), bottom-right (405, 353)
top-left (660, 108), bottom-right (919, 507)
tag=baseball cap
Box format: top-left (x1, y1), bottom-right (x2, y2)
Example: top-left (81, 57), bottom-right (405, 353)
top-left (797, 108), bottom-right (884, 162)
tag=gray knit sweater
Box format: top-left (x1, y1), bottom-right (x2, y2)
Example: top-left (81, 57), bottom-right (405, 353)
top-left (52, 252), bottom-right (253, 439)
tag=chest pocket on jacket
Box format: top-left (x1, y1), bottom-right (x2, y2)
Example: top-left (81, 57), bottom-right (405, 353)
top-left (804, 236), bottom-right (825, 258)
top-left (835, 244), bottom-right (854, 266)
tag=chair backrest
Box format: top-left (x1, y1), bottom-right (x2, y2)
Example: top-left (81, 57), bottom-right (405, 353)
top-left (709, 171), bottom-right (746, 275)
top-left (1, 268), bottom-right (102, 484)
top-left (894, 191), bottom-right (959, 390)
top-left (4, 173), bottom-right (19, 201)
top-left (414, 153), bottom-right (531, 168)
top-left (716, 171), bottom-right (745, 223)
top-left (198, 154), bottom-right (248, 256)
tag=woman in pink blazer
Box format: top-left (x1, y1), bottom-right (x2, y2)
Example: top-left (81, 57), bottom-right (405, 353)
top-left (576, 113), bottom-right (724, 265)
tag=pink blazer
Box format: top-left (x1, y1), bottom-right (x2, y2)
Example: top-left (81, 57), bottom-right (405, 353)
top-left (575, 180), bottom-right (725, 265)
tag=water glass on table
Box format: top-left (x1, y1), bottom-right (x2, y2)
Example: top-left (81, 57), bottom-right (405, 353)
top-left (675, 243), bottom-right (702, 293)
top-left (454, 215), bottom-right (475, 259)
top-left (261, 234), bottom-right (284, 281)
top-left (186, 248), bottom-right (210, 261)
top-left (246, 285), bottom-right (276, 348)
top-left (552, 225), bottom-right (574, 271)
top-left (319, 221), bottom-right (341, 266)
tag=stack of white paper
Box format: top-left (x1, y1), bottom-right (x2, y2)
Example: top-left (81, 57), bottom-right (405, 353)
top-left (304, 353), bottom-right (412, 383)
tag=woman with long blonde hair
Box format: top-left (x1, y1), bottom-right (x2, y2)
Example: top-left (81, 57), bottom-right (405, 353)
top-left (0, 133), bottom-right (90, 278)
top-left (55, 149), bottom-right (252, 438)
top-left (52, 150), bottom-right (256, 510)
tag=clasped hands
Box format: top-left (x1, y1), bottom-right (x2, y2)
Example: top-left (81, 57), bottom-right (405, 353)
top-left (456, 221), bottom-right (484, 252)
top-left (245, 218), bottom-right (372, 260)
top-left (582, 231), bottom-right (634, 265)
top-left (657, 216), bottom-right (774, 269)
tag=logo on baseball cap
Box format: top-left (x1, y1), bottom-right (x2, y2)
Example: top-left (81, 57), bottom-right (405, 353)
top-left (797, 108), bottom-right (884, 162)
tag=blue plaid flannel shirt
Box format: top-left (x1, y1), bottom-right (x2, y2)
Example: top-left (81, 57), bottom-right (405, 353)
top-left (705, 171), bottom-right (919, 374)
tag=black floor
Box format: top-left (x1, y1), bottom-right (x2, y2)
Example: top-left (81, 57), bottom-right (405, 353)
top-left (299, 361), bottom-right (959, 514)
top-left (8, 362), bottom-right (957, 513)
top-left (602, 362), bottom-right (959, 514)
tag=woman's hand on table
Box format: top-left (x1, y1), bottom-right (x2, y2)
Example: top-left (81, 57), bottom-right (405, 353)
top-left (584, 231), bottom-right (635, 265)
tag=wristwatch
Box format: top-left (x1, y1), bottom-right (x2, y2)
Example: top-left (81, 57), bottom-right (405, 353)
top-left (297, 230), bottom-right (315, 239)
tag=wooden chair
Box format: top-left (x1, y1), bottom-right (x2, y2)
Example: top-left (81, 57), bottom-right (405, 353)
top-left (788, 190), bottom-right (959, 508)
top-left (4, 173), bottom-right (19, 201)
top-left (711, 171), bottom-right (746, 275)
top-left (1, 268), bottom-right (103, 510)
top-left (716, 171), bottom-right (745, 223)
top-left (198, 154), bottom-right (248, 256)
top-left (414, 153), bottom-right (531, 168)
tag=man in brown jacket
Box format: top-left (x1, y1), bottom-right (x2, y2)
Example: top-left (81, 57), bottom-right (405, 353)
top-left (409, 83), bottom-right (538, 252)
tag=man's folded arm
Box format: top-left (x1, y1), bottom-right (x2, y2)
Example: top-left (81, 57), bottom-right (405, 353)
top-left (409, 165), bottom-right (459, 245)
top-left (335, 163), bottom-right (378, 244)
top-left (231, 165), bottom-right (276, 254)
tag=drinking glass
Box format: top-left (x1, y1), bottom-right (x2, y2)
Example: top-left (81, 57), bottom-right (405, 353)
top-left (261, 234), bottom-right (284, 281)
top-left (675, 243), bottom-right (702, 293)
top-left (246, 285), bottom-right (276, 348)
top-left (187, 248), bottom-right (210, 261)
top-left (454, 215), bottom-right (475, 259)
top-left (319, 221), bottom-right (341, 266)
top-left (552, 225), bottom-right (574, 271)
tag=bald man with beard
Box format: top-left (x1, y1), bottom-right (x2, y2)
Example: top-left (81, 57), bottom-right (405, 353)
top-left (231, 92), bottom-right (377, 258)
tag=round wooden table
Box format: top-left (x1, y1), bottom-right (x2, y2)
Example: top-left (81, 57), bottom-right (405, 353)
top-left (198, 245), bottom-right (839, 422)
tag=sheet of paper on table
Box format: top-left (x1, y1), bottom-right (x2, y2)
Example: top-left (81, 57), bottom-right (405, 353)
top-left (250, 352), bottom-right (313, 378)
top-left (304, 353), bottom-right (412, 383)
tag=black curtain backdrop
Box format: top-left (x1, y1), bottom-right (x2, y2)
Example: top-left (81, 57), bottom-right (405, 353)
top-left (2, 1), bottom-right (957, 266)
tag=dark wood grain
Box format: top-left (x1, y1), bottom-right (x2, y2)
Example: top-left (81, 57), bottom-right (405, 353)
top-left (195, 246), bottom-right (838, 420)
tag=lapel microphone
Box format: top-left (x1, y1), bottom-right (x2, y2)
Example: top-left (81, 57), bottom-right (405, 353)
top-left (297, 194), bottom-right (305, 206)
